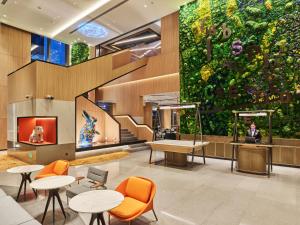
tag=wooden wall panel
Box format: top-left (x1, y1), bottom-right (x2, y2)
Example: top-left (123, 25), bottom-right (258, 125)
top-left (112, 50), bottom-right (131, 69)
top-left (0, 24), bottom-right (31, 149)
top-left (98, 73), bottom-right (179, 117)
top-left (161, 11), bottom-right (179, 54)
top-left (8, 62), bottom-right (36, 103)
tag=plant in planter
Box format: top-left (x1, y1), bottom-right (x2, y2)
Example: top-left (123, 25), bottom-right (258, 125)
top-left (71, 42), bottom-right (90, 65)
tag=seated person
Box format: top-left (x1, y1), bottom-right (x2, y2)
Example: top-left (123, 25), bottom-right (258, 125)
top-left (246, 122), bottom-right (262, 143)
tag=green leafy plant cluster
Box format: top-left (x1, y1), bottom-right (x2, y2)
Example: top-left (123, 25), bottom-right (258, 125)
top-left (179, 0), bottom-right (300, 138)
top-left (71, 42), bottom-right (90, 65)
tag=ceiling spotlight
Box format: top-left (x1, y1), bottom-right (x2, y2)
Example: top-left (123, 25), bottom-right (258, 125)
top-left (144, 4), bottom-right (147, 8)
top-left (2, 14), bottom-right (7, 18)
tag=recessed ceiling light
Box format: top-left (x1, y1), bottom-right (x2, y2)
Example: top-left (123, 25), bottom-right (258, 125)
top-left (144, 4), bottom-right (147, 8)
top-left (50, 0), bottom-right (111, 38)
top-left (3, 14), bottom-right (7, 18)
top-left (14, 1), bottom-right (17, 4)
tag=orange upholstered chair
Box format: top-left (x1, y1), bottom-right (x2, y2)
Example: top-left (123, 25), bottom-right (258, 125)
top-left (109, 176), bottom-right (158, 225)
top-left (35, 160), bottom-right (69, 179)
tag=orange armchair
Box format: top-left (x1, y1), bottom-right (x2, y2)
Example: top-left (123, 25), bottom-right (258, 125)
top-left (35, 160), bottom-right (69, 180)
top-left (109, 176), bottom-right (158, 225)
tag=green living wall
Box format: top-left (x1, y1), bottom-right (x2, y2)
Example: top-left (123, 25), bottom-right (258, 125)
top-left (179, 0), bottom-right (300, 138)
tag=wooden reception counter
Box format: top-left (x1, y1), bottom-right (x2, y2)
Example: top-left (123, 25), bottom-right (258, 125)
top-left (230, 142), bottom-right (272, 176)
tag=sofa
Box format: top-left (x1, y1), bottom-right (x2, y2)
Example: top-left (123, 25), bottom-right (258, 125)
top-left (0, 188), bottom-right (41, 225)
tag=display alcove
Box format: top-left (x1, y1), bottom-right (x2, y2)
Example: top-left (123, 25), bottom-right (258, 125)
top-left (17, 116), bottom-right (58, 146)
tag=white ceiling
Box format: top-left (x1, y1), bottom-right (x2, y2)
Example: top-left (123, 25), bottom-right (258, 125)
top-left (0, 0), bottom-right (192, 46)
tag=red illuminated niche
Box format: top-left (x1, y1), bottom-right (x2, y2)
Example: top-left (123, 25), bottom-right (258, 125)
top-left (17, 117), bottom-right (57, 146)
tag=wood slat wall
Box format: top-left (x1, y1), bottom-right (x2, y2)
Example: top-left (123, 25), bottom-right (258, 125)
top-left (0, 24), bottom-right (31, 149)
top-left (98, 73), bottom-right (179, 117)
top-left (8, 53), bottom-right (148, 103)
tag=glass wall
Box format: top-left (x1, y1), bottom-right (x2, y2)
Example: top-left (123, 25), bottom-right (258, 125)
top-left (31, 34), bottom-right (68, 66)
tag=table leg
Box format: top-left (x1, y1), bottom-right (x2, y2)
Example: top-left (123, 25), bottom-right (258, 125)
top-left (99, 213), bottom-right (106, 225)
top-left (16, 174), bottom-right (25, 201)
top-left (202, 147), bottom-right (206, 164)
top-left (41, 191), bottom-right (52, 224)
top-left (231, 145), bottom-right (235, 172)
top-left (268, 149), bottom-right (271, 178)
top-left (52, 192), bottom-right (55, 223)
top-left (28, 175), bottom-right (38, 198)
top-left (41, 189), bottom-right (66, 224)
top-left (270, 147), bottom-right (273, 171)
top-left (89, 214), bottom-right (98, 225)
top-left (149, 149), bottom-right (153, 164)
top-left (54, 190), bottom-right (66, 218)
top-left (191, 148), bottom-right (195, 168)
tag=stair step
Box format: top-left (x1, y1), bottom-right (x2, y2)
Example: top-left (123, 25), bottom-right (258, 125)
top-left (121, 133), bottom-right (134, 137)
top-left (128, 146), bottom-right (151, 152)
top-left (129, 143), bottom-right (148, 148)
top-left (121, 137), bottom-right (138, 142)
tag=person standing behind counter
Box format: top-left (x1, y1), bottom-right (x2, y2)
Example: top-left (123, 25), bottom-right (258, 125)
top-left (246, 122), bottom-right (262, 143)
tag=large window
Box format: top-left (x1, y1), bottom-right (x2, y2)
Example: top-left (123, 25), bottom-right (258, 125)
top-left (31, 34), bottom-right (68, 66)
top-left (49, 39), bottom-right (67, 65)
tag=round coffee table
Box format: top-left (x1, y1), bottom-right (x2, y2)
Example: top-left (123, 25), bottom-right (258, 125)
top-left (69, 190), bottom-right (124, 225)
top-left (7, 164), bottom-right (44, 201)
top-left (30, 175), bottom-right (75, 224)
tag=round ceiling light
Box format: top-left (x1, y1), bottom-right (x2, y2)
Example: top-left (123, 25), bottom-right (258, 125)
top-left (78, 22), bottom-right (108, 38)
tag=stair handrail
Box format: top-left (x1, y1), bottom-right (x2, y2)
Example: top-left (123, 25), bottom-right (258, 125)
top-left (114, 114), bottom-right (153, 133)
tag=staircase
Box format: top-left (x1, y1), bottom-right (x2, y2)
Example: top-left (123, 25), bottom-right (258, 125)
top-left (127, 143), bottom-right (151, 152)
top-left (121, 129), bottom-right (139, 143)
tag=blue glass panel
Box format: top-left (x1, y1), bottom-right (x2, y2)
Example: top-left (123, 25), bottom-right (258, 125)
top-left (31, 34), bottom-right (47, 61)
top-left (49, 39), bottom-right (66, 65)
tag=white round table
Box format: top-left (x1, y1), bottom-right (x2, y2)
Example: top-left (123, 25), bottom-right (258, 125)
top-left (30, 175), bottom-right (75, 224)
top-left (7, 165), bottom-right (44, 201)
top-left (69, 190), bottom-right (124, 225)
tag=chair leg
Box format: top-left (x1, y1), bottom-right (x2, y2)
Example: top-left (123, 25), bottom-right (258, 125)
top-left (108, 214), bottom-right (110, 225)
top-left (152, 209), bottom-right (158, 221)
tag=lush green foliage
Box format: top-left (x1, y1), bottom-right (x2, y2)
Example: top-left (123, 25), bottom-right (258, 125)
top-left (179, 0), bottom-right (300, 138)
top-left (71, 42), bottom-right (89, 65)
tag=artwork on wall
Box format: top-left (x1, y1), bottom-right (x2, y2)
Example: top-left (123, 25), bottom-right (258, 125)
top-left (79, 110), bottom-right (100, 147)
top-left (76, 96), bottom-right (120, 151)
top-left (17, 117), bottom-right (57, 146)
top-left (179, 0), bottom-right (300, 138)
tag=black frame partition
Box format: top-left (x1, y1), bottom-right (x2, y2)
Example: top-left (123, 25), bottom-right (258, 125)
top-left (150, 102), bottom-right (206, 166)
top-left (231, 110), bottom-right (275, 176)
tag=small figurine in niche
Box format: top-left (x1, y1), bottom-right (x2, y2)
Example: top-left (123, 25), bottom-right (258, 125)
top-left (29, 126), bottom-right (44, 143)
top-left (79, 110), bottom-right (100, 146)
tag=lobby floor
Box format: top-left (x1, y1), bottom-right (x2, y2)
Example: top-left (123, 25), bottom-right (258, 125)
top-left (0, 150), bottom-right (300, 225)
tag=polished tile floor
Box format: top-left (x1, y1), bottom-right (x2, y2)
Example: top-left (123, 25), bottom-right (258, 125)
top-left (0, 150), bottom-right (300, 225)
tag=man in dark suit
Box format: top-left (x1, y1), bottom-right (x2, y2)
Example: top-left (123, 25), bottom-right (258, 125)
top-left (246, 122), bottom-right (262, 143)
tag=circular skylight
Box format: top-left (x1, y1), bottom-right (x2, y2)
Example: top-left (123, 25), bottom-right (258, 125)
top-left (78, 22), bottom-right (108, 38)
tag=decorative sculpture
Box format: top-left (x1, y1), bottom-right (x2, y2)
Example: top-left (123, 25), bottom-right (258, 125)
top-left (79, 110), bottom-right (100, 147)
top-left (29, 126), bottom-right (44, 143)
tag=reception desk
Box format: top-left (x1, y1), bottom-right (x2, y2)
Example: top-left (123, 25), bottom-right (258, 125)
top-left (230, 142), bottom-right (272, 177)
